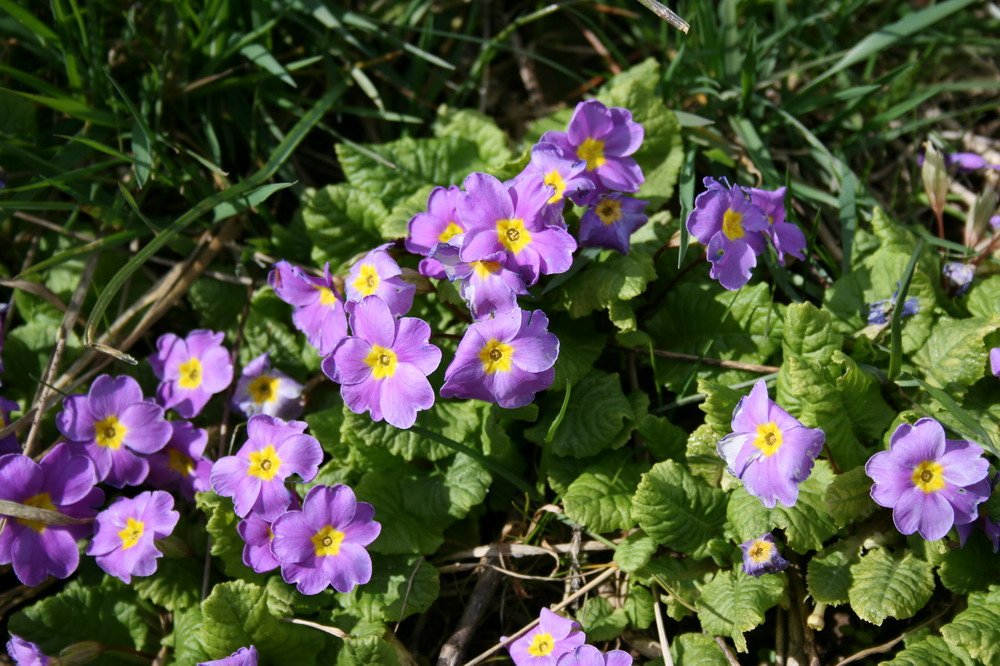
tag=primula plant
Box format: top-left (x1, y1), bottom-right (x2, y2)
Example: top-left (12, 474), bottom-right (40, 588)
top-left (1, 3), bottom-right (1000, 666)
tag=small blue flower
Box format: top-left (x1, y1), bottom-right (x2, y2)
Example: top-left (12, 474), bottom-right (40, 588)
top-left (740, 533), bottom-right (790, 577)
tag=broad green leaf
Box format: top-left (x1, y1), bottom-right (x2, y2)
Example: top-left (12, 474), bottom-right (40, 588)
top-left (966, 274), bottom-right (1000, 318)
top-left (306, 404), bottom-right (349, 457)
top-left (432, 106), bottom-right (513, 165)
top-left (670, 632), bottom-right (729, 665)
top-left (555, 247), bottom-right (656, 320)
top-left (338, 634), bottom-right (403, 666)
top-left (133, 556), bottom-right (203, 612)
top-left (549, 317), bottom-right (607, 390)
top-left (939, 586), bottom-right (1000, 664)
top-left (824, 465), bottom-right (877, 528)
top-left (342, 399), bottom-right (482, 462)
top-left (912, 315), bottom-right (1000, 393)
top-left (807, 541), bottom-right (859, 605)
top-left (169, 607), bottom-right (210, 664)
top-left (614, 531), bottom-right (658, 574)
top-left (848, 548), bottom-right (935, 625)
top-left (197, 491), bottom-right (260, 581)
top-left (563, 456), bottom-right (648, 533)
top-left (830, 351), bottom-right (895, 440)
top-left (199, 581), bottom-right (324, 664)
top-left (938, 534), bottom-right (1000, 594)
top-left (188, 277), bottom-right (246, 335)
top-left (782, 301), bottom-right (842, 365)
top-left (642, 556), bottom-right (716, 621)
top-left (882, 635), bottom-right (976, 666)
top-left (527, 372), bottom-right (633, 458)
top-left (623, 584), bottom-right (655, 630)
top-left (697, 569), bottom-right (785, 652)
top-left (301, 184), bottom-right (385, 270)
top-left (697, 378), bottom-right (743, 434)
top-left (343, 555), bottom-right (440, 622)
top-left (636, 413), bottom-right (687, 462)
top-left (686, 423), bottom-right (728, 486)
top-left (632, 460), bottom-right (727, 557)
top-left (577, 596), bottom-right (628, 642)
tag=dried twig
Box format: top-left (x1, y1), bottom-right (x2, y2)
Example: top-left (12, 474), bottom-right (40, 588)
top-left (615, 344), bottom-right (781, 374)
top-left (437, 559), bottom-right (504, 666)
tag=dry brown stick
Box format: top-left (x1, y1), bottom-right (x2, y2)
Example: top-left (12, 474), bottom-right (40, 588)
top-left (615, 345), bottom-right (781, 374)
top-left (23, 254), bottom-right (98, 458)
top-left (654, 588), bottom-right (675, 666)
top-left (714, 636), bottom-right (741, 666)
top-left (13, 211), bottom-right (95, 242)
top-left (833, 607), bottom-right (950, 666)
top-left (437, 560), bottom-right (504, 666)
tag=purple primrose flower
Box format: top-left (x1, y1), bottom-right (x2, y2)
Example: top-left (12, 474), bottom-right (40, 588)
top-left (441, 308), bottom-right (558, 409)
top-left (0, 444), bottom-right (103, 586)
top-left (518, 142), bottom-right (590, 220)
top-left (233, 352), bottom-right (303, 420)
top-left (989, 347), bottom-right (1000, 377)
top-left (956, 475), bottom-right (1000, 553)
top-left (344, 244), bottom-right (415, 316)
top-left (238, 512), bottom-right (281, 574)
top-left (717, 380), bottom-right (825, 509)
top-left (87, 490), bottom-right (179, 584)
top-left (56, 374), bottom-right (171, 487)
top-left (556, 645), bottom-right (633, 666)
top-left (433, 241), bottom-right (528, 321)
top-left (866, 418), bottom-right (990, 541)
top-left (405, 185), bottom-right (465, 279)
top-left (323, 295), bottom-right (441, 429)
top-left (0, 395), bottom-right (20, 454)
top-left (504, 608), bottom-right (586, 666)
top-left (211, 414), bottom-right (322, 521)
top-left (866, 283), bottom-right (920, 325)
top-left (270, 484), bottom-right (381, 595)
top-left (150, 330), bottom-right (234, 418)
top-left (578, 192), bottom-right (649, 255)
top-left (740, 533), bottom-right (790, 577)
top-left (748, 186), bottom-right (807, 264)
top-left (5, 634), bottom-right (50, 666)
top-left (540, 99), bottom-right (644, 194)
top-left (269, 261), bottom-right (348, 356)
top-left (145, 421), bottom-right (212, 502)
top-left (197, 645), bottom-right (258, 666)
top-left (942, 262), bottom-right (975, 297)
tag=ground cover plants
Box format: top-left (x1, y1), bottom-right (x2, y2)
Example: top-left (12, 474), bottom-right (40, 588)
top-left (1, 0), bottom-right (999, 664)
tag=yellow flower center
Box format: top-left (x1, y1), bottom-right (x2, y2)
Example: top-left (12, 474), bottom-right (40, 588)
top-left (363, 345), bottom-right (398, 380)
top-left (478, 339), bottom-right (514, 374)
top-left (596, 198), bottom-right (623, 225)
top-left (118, 517), bottom-right (145, 550)
top-left (496, 219), bottom-right (532, 255)
top-left (316, 285), bottom-right (339, 306)
top-left (178, 357), bottom-right (203, 389)
top-left (95, 415), bottom-right (128, 450)
top-left (311, 525), bottom-right (346, 556)
top-left (748, 539), bottom-right (773, 563)
top-left (438, 222), bottom-right (463, 243)
top-left (577, 137), bottom-right (606, 171)
top-left (722, 209), bottom-right (745, 241)
top-left (16, 492), bottom-right (56, 533)
top-left (167, 449), bottom-right (196, 477)
top-left (248, 375), bottom-right (280, 405)
top-left (471, 260), bottom-right (503, 280)
top-left (543, 169), bottom-right (566, 204)
top-left (527, 632), bottom-right (555, 657)
top-left (911, 461), bottom-right (946, 494)
top-left (247, 445), bottom-right (283, 481)
top-left (752, 421), bottom-right (783, 457)
top-left (768, 215), bottom-right (775, 226)
top-left (352, 263), bottom-right (380, 297)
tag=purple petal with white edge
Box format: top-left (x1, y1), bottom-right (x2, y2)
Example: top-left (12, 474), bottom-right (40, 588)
top-left (889, 419), bottom-right (946, 468)
top-left (348, 296), bottom-right (397, 349)
top-left (937, 439), bottom-right (989, 487)
top-left (88, 375), bottom-right (143, 420)
top-left (273, 434), bottom-right (322, 482)
top-left (379, 365), bottom-right (436, 429)
top-left (717, 433), bottom-right (752, 476)
top-left (38, 443), bottom-right (96, 506)
top-left (730, 380), bottom-right (771, 434)
top-left (117, 402), bottom-right (171, 454)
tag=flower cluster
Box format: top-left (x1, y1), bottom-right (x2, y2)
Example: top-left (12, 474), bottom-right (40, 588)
top-left (686, 178), bottom-right (807, 290)
top-left (503, 608), bottom-right (632, 666)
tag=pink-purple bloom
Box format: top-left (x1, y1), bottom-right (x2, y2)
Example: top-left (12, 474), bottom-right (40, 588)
top-left (197, 645), bottom-right (258, 666)
top-left (540, 99), bottom-right (644, 194)
top-left (440, 308), bottom-right (558, 409)
top-left (270, 484), bottom-right (380, 595)
top-left (405, 185), bottom-right (465, 279)
top-left (740, 532), bottom-right (790, 577)
top-left (55, 374), bottom-right (171, 487)
top-left (556, 645), bottom-right (633, 666)
top-left (238, 512), bottom-right (281, 574)
top-left (211, 414), bottom-right (322, 521)
top-left (956, 476), bottom-right (1000, 553)
top-left (577, 192), bottom-right (649, 255)
top-left (686, 177), bottom-right (769, 291)
top-left (233, 352), bottom-right (303, 420)
top-left (344, 244), bottom-right (415, 316)
top-left (87, 490), bottom-right (179, 584)
top-left (322, 295), bottom-right (441, 429)
top-left (150, 330), bottom-right (234, 418)
top-left (504, 608), bottom-right (586, 666)
top-left (747, 186), bottom-right (806, 264)
top-left (517, 142), bottom-right (590, 221)
top-left (942, 262), bottom-right (975, 297)
top-left (990, 347), bottom-right (1000, 377)
top-left (0, 444), bottom-right (103, 586)
top-left (5, 634), bottom-right (50, 666)
top-left (269, 261), bottom-right (348, 356)
top-left (0, 395), bottom-right (20, 454)
top-left (145, 421), bottom-right (213, 502)
top-left (433, 241), bottom-right (528, 321)
top-left (717, 380), bottom-right (825, 509)
top-left (458, 173), bottom-right (577, 287)
top-left (866, 418), bottom-right (990, 541)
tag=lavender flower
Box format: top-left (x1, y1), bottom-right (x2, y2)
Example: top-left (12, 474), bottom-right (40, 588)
top-left (269, 261), bottom-right (348, 356)
top-left (866, 418), bottom-right (990, 540)
top-left (578, 192), bottom-right (649, 255)
top-left (270, 484), bottom-right (381, 595)
top-left (956, 475), bottom-right (1000, 553)
top-left (458, 173), bottom-right (577, 286)
top-left (919, 150), bottom-right (1000, 173)
top-left (344, 244), bottom-right (415, 316)
top-left (150, 330), bottom-right (234, 418)
top-left (233, 352), bottom-right (303, 420)
top-left (405, 185), bottom-right (465, 279)
top-left (238, 512), bottom-right (280, 574)
top-left (748, 186), bottom-right (807, 264)
top-left (211, 414), bottom-right (323, 521)
top-left (0, 445), bottom-right (103, 586)
top-left (440, 308), bottom-right (558, 409)
top-left (942, 262), bottom-right (975, 297)
top-left (717, 380), bottom-right (825, 509)
top-left (5, 634), bottom-right (50, 666)
top-left (55, 374), bottom-right (171, 487)
top-left (197, 645), bottom-right (258, 666)
top-left (518, 142), bottom-right (590, 220)
top-left (740, 533), bottom-right (790, 577)
top-left (540, 99), bottom-right (644, 194)
top-left (504, 608), bottom-right (586, 666)
top-left (989, 347), bottom-right (1000, 377)
top-left (0, 395), bottom-right (20, 454)
top-left (322, 296), bottom-right (441, 429)
top-left (866, 283), bottom-right (920, 325)
top-left (433, 242), bottom-right (528, 321)
top-left (686, 178), bottom-right (769, 290)
top-left (556, 645), bottom-right (633, 666)
top-left (145, 421), bottom-right (213, 502)
top-left (87, 490), bottom-right (179, 584)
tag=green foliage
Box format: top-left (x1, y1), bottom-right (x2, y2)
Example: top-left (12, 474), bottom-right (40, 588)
top-left (577, 596), bottom-right (628, 641)
top-left (848, 548), bottom-right (936, 625)
top-left (697, 569), bottom-right (785, 652)
top-left (614, 530), bottom-right (658, 574)
top-left (343, 555), bottom-right (440, 622)
top-left (939, 586), bottom-right (1000, 664)
top-left (912, 316), bottom-right (1000, 394)
top-left (527, 372), bottom-right (634, 458)
top-left (133, 556), bottom-right (204, 612)
top-left (824, 465), bottom-right (877, 528)
top-left (670, 632), bottom-right (729, 665)
top-left (807, 542), bottom-right (858, 606)
top-left (563, 455), bottom-right (648, 533)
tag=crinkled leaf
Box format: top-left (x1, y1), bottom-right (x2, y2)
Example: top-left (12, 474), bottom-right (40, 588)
top-left (697, 569), bottom-right (785, 652)
top-left (670, 632), bottom-right (729, 665)
top-left (188, 277), bottom-right (245, 336)
top-left (301, 184), bottom-right (385, 269)
top-left (881, 635), bottom-right (975, 666)
top-left (555, 247), bottom-right (656, 320)
top-left (169, 607), bottom-right (210, 664)
top-left (343, 554), bottom-right (440, 622)
top-left (614, 530), bottom-right (658, 574)
top-left (623, 583), bottom-right (655, 630)
top-left (782, 301), bottom-right (843, 365)
top-left (133, 556), bottom-right (203, 612)
top-left (197, 491), bottom-right (264, 582)
top-left (848, 548), bottom-right (935, 625)
top-left (939, 585), bottom-right (1000, 664)
top-left (807, 541), bottom-right (859, 605)
top-left (636, 413), bottom-right (687, 462)
top-left (697, 378), bottom-right (743, 434)
top-left (912, 315), bottom-right (1000, 393)
top-left (432, 107), bottom-right (513, 165)
top-left (938, 533), bottom-right (1000, 594)
top-left (632, 460), bottom-right (727, 557)
top-left (577, 596), bottom-right (628, 642)
top-left (342, 399), bottom-right (482, 462)
top-left (641, 556), bottom-right (716, 621)
top-left (338, 634), bottom-right (403, 666)
top-left (825, 465), bottom-right (877, 528)
top-left (563, 456), bottom-right (647, 533)
top-left (966, 274), bottom-right (1000, 318)
top-left (686, 423), bottom-right (728, 486)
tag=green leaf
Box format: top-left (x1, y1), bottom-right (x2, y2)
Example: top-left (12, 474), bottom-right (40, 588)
top-left (966, 274), bottom-right (1000, 318)
top-left (199, 581), bottom-right (324, 664)
top-left (636, 413), bottom-right (688, 462)
top-left (240, 43), bottom-right (296, 87)
top-left (847, 548), bottom-right (935, 625)
top-left (343, 554), bottom-right (440, 622)
top-left (170, 607), bottom-right (210, 664)
top-left (527, 372), bottom-right (633, 458)
top-left (197, 491), bottom-right (260, 581)
top-left (188, 277), bottom-right (246, 335)
top-left (623, 584), bottom-right (655, 630)
top-left (549, 317), bottom-right (606, 390)
top-left (563, 456), bottom-right (648, 533)
top-left (939, 586), bottom-right (1000, 664)
top-left (632, 460), bottom-right (727, 557)
top-left (301, 184), bottom-right (386, 270)
top-left (697, 378), bottom-right (743, 434)
top-left (782, 301), bottom-right (842, 365)
top-left (338, 634), bottom-right (403, 666)
top-left (824, 465), bottom-right (877, 528)
top-left (881, 635), bottom-right (976, 666)
top-left (133, 556), bottom-right (204, 612)
top-left (432, 106), bottom-right (513, 165)
top-left (697, 569), bottom-right (785, 652)
top-left (686, 423), bottom-right (729, 486)
top-left (938, 534), bottom-right (1000, 594)
top-left (577, 596), bottom-right (628, 642)
top-left (555, 247), bottom-right (656, 320)
top-left (670, 632), bottom-right (729, 665)
top-left (343, 399), bottom-right (482, 462)
top-left (912, 315), bottom-right (1000, 393)
top-left (807, 541), bottom-right (859, 605)
top-left (642, 556), bottom-right (716, 621)
top-left (614, 531), bottom-right (658, 574)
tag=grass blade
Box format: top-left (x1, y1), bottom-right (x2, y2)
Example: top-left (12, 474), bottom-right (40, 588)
top-left (887, 236), bottom-right (924, 383)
